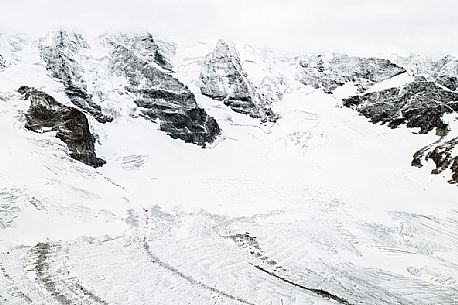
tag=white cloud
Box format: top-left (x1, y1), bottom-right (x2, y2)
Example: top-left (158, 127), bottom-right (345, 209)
top-left (0, 0), bottom-right (457, 55)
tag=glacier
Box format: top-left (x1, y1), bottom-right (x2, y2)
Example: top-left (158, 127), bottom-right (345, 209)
top-left (0, 31), bottom-right (457, 305)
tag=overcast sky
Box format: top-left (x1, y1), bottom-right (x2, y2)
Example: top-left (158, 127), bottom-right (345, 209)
top-left (1, 0), bottom-right (457, 55)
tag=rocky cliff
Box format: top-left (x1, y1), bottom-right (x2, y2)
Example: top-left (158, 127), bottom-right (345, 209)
top-left (297, 53), bottom-right (406, 93)
top-left (40, 31), bottom-right (113, 124)
top-left (342, 80), bottom-right (458, 134)
top-left (0, 54), bottom-right (5, 70)
top-left (200, 40), bottom-right (277, 122)
top-left (412, 136), bottom-right (458, 184)
top-left (343, 79), bottom-right (458, 183)
top-left (19, 85), bottom-right (106, 168)
top-left (108, 34), bottom-right (220, 147)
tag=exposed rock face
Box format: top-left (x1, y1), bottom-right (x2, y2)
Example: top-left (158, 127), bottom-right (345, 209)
top-left (40, 31), bottom-right (113, 123)
top-left (412, 137), bottom-right (458, 184)
top-left (19, 86), bottom-right (106, 168)
top-left (0, 54), bottom-right (5, 70)
top-left (108, 34), bottom-right (220, 147)
top-left (108, 33), bottom-right (175, 72)
top-left (394, 54), bottom-right (458, 91)
top-left (343, 80), bottom-right (458, 184)
top-left (200, 40), bottom-right (277, 122)
top-left (342, 81), bottom-right (458, 134)
top-left (451, 156), bottom-right (458, 183)
top-left (298, 54), bottom-right (406, 93)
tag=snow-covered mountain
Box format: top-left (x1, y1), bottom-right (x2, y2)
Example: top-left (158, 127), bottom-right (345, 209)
top-left (0, 31), bottom-right (457, 305)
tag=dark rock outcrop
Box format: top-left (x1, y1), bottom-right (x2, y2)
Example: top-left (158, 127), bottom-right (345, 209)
top-left (200, 40), bottom-right (277, 122)
top-left (451, 156), bottom-right (458, 183)
top-left (437, 75), bottom-right (457, 92)
top-left (412, 137), bottom-right (458, 184)
top-left (108, 35), bottom-right (219, 147)
top-left (342, 81), bottom-right (458, 134)
top-left (19, 86), bottom-right (105, 168)
top-left (0, 54), bottom-right (5, 70)
top-left (40, 31), bottom-right (113, 123)
top-left (343, 79), bottom-right (458, 184)
top-left (298, 54), bottom-right (406, 93)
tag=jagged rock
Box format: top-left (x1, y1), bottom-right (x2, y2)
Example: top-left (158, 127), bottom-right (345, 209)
top-left (298, 54), bottom-right (406, 93)
top-left (19, 86), bottom-right (105, 168)
top-left (200, 40), bottom-right (277, 122)
top-left (342, 80), bottom-right (458, 134)
top-left (0, 54), bottom-right (5, 70)
top-left (343, 79), bottom-right (458, 184)
top-left (107, 33), bottom-right (175, 72)
top-left (451, 156), bottom-right (458, 183)
top-left (436, 75), bottom-right (457, 91)
top-left (393, 54), bottom-right (458, 91)
top-left (108, 35), bottom-right (219, 147)
top-left (40, 31), bottom-right (113, 123)
top-left (412, 137), bottom-right (458, 184)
